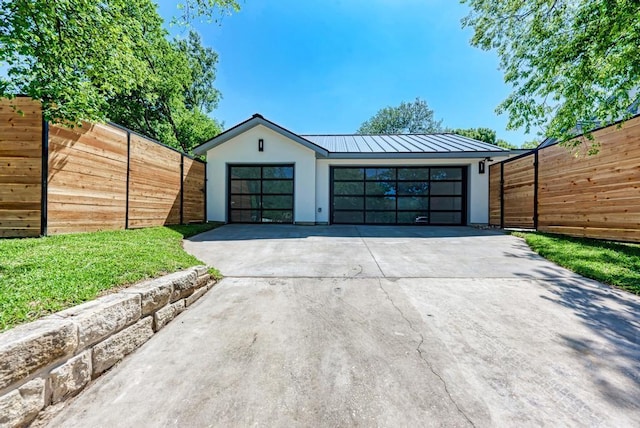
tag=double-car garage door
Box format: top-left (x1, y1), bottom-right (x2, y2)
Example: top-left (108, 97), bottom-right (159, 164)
top-left (331, 166), bottom-right (466, 225)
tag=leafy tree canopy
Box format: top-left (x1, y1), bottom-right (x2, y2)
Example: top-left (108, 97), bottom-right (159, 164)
top-left (176, 0), bottom-right (239, 25)
top-left (461, 0), bottom-right (640, 144)
top-left (520, 140), bottom-right (540, 150)
top-left (0, 0), bottom-right (235, 153)
top-left (359, 99), bottom-right (525, 149)
top-left (452, 127), bottom-right (517, 149)
top-left (107, 30), bottom-right (222, 152)
top-left (357, 98), bottom-right (444, 134)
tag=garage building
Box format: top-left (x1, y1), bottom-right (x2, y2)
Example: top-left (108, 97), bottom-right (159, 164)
top-left (193, 114), bottom-right (513, 225)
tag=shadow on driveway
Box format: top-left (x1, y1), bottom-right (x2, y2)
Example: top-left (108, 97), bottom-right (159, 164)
top-left (186, 224), bottom-right (506, 242)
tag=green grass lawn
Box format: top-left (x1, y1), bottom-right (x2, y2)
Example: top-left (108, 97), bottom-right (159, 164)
top-left (0, 223), bottom-right (221, 331)
top-left (512, 232), bottom-right (640, 294)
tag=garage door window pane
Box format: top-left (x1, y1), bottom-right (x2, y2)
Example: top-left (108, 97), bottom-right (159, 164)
top-left (334, 196), bottom-right (364, 210)
top-left (263, 180), bottom-right (293, 194)
top-left (334, 168), bottom-right (364, 180)
top-left (397, 196), bottom-right (428, 210)
top-left (231, 167), bottom-right (260, 179)
top-left (431, 197), bottom-right (461, 210)
top-left (230, 195), bottom-right (261, 209)
top-left (334, 211), bottom-right (364, 223)
top-left (231, 180), bottom-right (260, 194)
top-left (334, 182), bottom-right (364, 195)
top-left (366, 168), bottom-right (396, 181)
top-left (431, 182), bottom-right (462, 195)
top-left (398, 182), bottom-right (429, 196)
top-left (431, 168), bottom-right (463, 181)
top-left (398, 168), bottom-right (429, 180)
top-left (365, 182), bottom-right (396, 195)
top-left (230, 210), bottom-right (260, 222)
top-left (366, 211), bottom-right (396, 223)
top-left (262, 195), bottom-right (293, 209)
top-left (261, 210), bottom-right (293, 223)
top-left (263, 166), bottom-right (294, 179)
top-left (366, 197), bottom-right (396, 210)
top-left (397, 212), bottom-right (429, 224)
top-left (430, 212), bottom-right (461, 224)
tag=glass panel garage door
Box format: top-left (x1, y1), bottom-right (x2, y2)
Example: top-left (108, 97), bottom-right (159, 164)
top-left (228, 165), bottom-right (294, 223)
top-left (331, 166), bottom-right (466, 225)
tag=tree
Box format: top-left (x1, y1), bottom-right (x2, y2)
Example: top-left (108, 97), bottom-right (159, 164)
top-left (0, 1), bottom-right (231, 153)
top-left (175, 0), bottom-right (240, 25)
top-left (106, 30), bottom-right (222, 153)
top-left (452, 127), bottom-right (517, 149)
top-left (357, 98), bottom-right (443, 134)
top-left (0, 0), bottom-right (157, 123)
top-left (521, 140), bottom-right (540, 150)
top-left (461, 0), bottom-right (640, 144)
top-left (176, 31), bottom-right (221, 114)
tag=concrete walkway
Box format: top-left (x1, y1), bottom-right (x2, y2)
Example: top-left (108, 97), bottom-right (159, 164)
top-left (47, 225), bottom-right (640, 427)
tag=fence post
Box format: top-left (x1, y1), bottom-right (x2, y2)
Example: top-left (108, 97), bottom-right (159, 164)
top-left (125, 131), bottom-right (131, 229)
top-left (40, 117), bottom-right (49, 236)
top-left (203, 161), bottom-right (207, 223)
top-left (500, 162), bottom-right (504, 229)
top-left (180, 155), bottom-right (184, 225)
top-left (533, 149), bottom-right (539, 230)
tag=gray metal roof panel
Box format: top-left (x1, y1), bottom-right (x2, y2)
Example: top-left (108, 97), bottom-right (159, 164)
top-left (301, 133), bottom-right (508, 154)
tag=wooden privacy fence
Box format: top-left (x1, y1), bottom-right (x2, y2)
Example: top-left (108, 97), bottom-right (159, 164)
top-left (489, 115), bottom-right (640, 242)
top-left (1, 97), bottom-right (206, 238)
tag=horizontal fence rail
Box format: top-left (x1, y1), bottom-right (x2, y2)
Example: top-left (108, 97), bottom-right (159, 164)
top-left (0, 97), bottom-right (206, 237)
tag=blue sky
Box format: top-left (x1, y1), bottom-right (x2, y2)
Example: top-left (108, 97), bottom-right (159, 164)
top-left (158, 0), bottom-right (535, 145)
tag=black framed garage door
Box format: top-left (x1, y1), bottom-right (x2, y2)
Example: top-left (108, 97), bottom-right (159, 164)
top-left (331, 166), bottom-right (466, 225)
top-left (228, 165), bottom-right (294, 223)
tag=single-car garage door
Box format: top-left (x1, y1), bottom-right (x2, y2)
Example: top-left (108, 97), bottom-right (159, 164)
top-left (228, 164), bottom-right (294, 223)
top-left (331, 166), bottom-right (466, 225)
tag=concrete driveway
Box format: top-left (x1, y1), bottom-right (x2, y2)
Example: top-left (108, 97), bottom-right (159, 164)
top-left (48, 225), bottom-right (640, 427)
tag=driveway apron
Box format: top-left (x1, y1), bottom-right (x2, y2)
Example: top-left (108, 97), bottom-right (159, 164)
top-left (46, 225), bottom-right (640, 427)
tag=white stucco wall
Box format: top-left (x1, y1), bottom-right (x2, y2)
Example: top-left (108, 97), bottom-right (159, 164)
top-left (205, 124), bottom-right (317, 223)
top-left (315, 157), bottom-right (509, 225)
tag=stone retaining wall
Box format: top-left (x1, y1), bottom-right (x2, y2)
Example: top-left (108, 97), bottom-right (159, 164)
top-left (0, 266), bottom-right (215, 427)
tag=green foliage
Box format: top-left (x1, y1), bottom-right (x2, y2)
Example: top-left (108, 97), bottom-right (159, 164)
top-left (495, 139), bottom-right (517, 150)
top-left (107, 30), bottom-right (222, 153)
top-left (512, 232), bottom-right (640, 295)
top-left (0, 223), bottom-right (221, 331)
top-left (357, 97), bottom-right (443, 134)
top-left (0, 0), bottom-right (158, 123)
top-left (0, 1), bottom-right (231, 153)
top-left (176, 0), bottom-right (240, 25)
top-left (520, 140), bottom-right (540, 150)
top-left (452, 127), bottom-right (496, 144)
top-left (453, 127), bottom-right (517, 149)
top-left (462, 0), bottom-right (640, 144)
top-left (177, 31), bottom-right (221, 114)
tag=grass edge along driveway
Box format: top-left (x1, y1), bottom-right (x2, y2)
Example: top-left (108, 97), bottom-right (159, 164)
top-left (512, 231), bottom-right (640, 295)
top-left (0, 224), bottom-right (221, 331)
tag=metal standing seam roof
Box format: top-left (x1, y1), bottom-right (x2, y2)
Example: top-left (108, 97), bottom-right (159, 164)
top-left (300, 133), bottom-right (507, 153)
